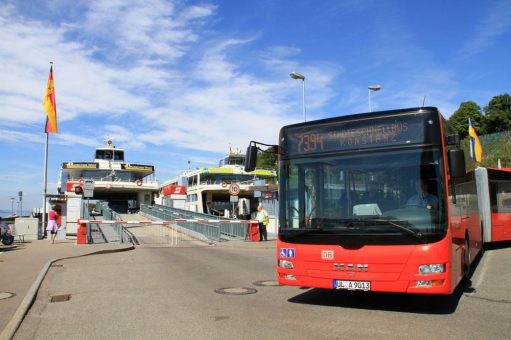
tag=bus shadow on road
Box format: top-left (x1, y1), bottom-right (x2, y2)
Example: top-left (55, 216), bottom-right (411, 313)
top-left (484, 240), bottom-right (511, 251)
top-left (287, 280), bottom-right (472, 314)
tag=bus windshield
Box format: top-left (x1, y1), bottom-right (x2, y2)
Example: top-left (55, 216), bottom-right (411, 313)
top-left (279, 147), bottom-right (447, 245)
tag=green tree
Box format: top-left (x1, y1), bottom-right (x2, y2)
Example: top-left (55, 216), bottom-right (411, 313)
top-left (442, 118), bottom-right (455, 135)
top-left (484, 93), bottom-right (511, 133)
top-left (448, 101), bottom-right (484, 139)
top-left (256, 147), bottom-right (277, 171)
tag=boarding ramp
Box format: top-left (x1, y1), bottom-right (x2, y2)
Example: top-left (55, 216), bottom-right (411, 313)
top-left (78, 216), bottom-right (258, 248)
top-left (117, 213), bottom-right (194, 247)
top-left (139, 204), bottom-right (254, 243)
top-left (87, 202), bottom-right (133, 244)
top-left (83, 203), bottom-right (257, 246)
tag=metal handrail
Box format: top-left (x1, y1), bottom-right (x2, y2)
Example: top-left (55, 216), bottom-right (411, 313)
top-left (140, 204), bottom-right (250, 242)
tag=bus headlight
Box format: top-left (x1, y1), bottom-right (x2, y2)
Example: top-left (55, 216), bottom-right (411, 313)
top-left (279, 259), bottom-right (294, 269)
top-left (418, 264), bottom-right (445, 274)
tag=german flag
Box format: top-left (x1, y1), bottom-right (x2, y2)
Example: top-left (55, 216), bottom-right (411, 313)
top-left (43, 65), bottom-right (57, 133)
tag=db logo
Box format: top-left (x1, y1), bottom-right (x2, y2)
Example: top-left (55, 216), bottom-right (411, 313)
top-left (321, 250), bottom-right (334, 260)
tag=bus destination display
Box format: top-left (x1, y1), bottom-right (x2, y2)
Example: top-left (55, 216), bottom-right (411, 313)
top-left (282, 114), bottom-right (433, 156)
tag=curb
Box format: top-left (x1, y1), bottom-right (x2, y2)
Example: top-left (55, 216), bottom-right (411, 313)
top-left (0, 245), bottom-right (135, 340)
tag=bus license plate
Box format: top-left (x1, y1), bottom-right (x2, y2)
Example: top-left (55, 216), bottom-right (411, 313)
top-left (333, 280), bottom-right (371, 291)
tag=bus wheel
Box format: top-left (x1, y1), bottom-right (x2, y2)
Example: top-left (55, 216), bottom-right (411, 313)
top-left (463, 236), bottom-right (471, 277)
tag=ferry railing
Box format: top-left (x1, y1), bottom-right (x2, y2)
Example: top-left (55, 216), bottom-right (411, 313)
top-left (140, 204), bottom-right (221, 242)
top-left (67, 176), bottom-right (158, 185)
top-left (140, 204), bottom-right (252, 241)
top-left (93, 202), bottom-right (134, 244)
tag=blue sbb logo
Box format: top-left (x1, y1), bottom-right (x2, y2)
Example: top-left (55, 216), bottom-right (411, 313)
top-left (280, 248), bottom-right (295, 258)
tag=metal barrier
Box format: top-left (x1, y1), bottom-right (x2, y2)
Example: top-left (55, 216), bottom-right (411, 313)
top-left (77, 217), bottom-right (258, 245)
top-left (140, 204), bottom-right (252, 241)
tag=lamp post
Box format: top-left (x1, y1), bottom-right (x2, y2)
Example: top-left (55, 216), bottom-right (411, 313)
top-left (18, 191), bottom-right (23, 217)
top-left (290, 71), bottom-right (306, 122)
top-left (368, 84), bottom-right (381, 112)
top-left (11, 197), bottom-right (14, 216)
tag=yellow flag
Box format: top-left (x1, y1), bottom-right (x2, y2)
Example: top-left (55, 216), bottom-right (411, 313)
top-left (468, 118), bottom-right (482, 162)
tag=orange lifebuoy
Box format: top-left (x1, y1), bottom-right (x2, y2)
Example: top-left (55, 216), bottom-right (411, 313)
top-left (135, 179), bottom-right (142, 186)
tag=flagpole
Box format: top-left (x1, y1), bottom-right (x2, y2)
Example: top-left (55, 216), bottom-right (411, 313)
top-left (41, 60), bottom-right (54, 239)
top-left (42, 132), bottom-right (49, 239)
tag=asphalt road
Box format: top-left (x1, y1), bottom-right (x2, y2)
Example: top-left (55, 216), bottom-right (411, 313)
top-left (13, 240), bottom-right (511, 340)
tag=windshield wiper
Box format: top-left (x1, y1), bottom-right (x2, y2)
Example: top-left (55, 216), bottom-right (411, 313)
top-left (281, 228), bottom-right (326, 240)
top-left (367, 218), bottom-right (423, 239)
top-left (281, 218), bottom-right (423, 240)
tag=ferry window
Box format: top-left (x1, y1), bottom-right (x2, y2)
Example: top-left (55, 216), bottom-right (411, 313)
top-left (96, 151), bottom-right (104, 159)
top-left (116, 172), bottom-right (131, 181)
top-left (230, 157), bottom-right (244, 166)
top-left (104, 150), bottom-right (113, 160)
top-left (201, 174), bottom-right (216, 184)
top-left (114, 151), bottom-right (124, 161)
top-left (188, 175), bottom-right (197, 187)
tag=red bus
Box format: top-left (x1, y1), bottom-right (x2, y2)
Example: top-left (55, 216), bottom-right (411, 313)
top-left (476, 167), bottom-right (511, 243)
top-left (246, 107), bottom-right (494, 294)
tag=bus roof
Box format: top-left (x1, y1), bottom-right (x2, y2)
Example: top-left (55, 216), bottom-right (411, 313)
top-left (281, 107), bottom-right (440, 130)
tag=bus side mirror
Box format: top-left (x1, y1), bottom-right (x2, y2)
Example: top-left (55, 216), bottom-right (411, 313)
top-left (448, 149), bottom-right (466, 179)
top-left (245, 145), bottom-right (258, 172)
top-left (445, 134), bottom-right (460, 146)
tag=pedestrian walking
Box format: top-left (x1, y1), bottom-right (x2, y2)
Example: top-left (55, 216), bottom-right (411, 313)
top-left (46, 205), bottom-right (61, 243)
top-left (256, 205), bottom-right (268, 241)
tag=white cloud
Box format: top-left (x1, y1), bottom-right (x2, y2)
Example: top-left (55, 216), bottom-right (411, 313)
top-left (82, 0), bottom-right (215, 62)
top-left (461, 0), bottom-right (511, 57)
top-left (0, 1), bottom-right (341, 153)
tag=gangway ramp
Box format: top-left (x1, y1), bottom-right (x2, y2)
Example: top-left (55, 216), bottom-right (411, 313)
top-left (116, 213), bottom-right (207, 247)
top-left (139, 204), bottom-right (256, 243)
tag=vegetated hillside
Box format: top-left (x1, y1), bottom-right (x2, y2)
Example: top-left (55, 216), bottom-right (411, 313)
top-left (462, 130), bottom-right (511, 170)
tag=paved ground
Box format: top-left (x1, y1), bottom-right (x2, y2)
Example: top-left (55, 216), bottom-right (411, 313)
top-left (0, 238), bottom-right (133, 339)
top-left (2, 237), bottom-right (511, 340)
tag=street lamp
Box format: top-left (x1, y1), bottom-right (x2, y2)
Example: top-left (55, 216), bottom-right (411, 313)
top-left (290, 71), bottom-right (306, 122)
top-left (368, 84), bottom-right (381, 112)
top-left (11, 197), bottom-right (14, 216)
top-left (18, 191), bottom-right (23, 217)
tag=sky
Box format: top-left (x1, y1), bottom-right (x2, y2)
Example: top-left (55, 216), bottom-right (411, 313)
top-left (1, 0), bottom-right (510, 215)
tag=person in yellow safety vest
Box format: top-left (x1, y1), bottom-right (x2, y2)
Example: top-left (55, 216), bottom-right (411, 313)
top-left (256, 205), bottom-right (268, 241)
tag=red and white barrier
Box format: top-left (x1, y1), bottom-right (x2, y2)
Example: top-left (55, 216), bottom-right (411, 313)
top-left (78, 219), bottom-right (258, 225)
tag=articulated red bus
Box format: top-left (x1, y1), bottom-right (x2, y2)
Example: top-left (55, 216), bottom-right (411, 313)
top-left (246, 107), bottom-right (510, 295)
top-left (476, 167), bottom-right (511, 243)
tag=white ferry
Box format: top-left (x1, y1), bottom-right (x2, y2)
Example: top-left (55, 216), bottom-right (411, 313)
top-left (57, 139), bottom-right (159, 213)
top-left (159, 149), bottom-right (277, 219)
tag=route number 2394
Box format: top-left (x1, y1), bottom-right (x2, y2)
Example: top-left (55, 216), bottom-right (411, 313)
top-left (297, 133), bottom-right (324, 153)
